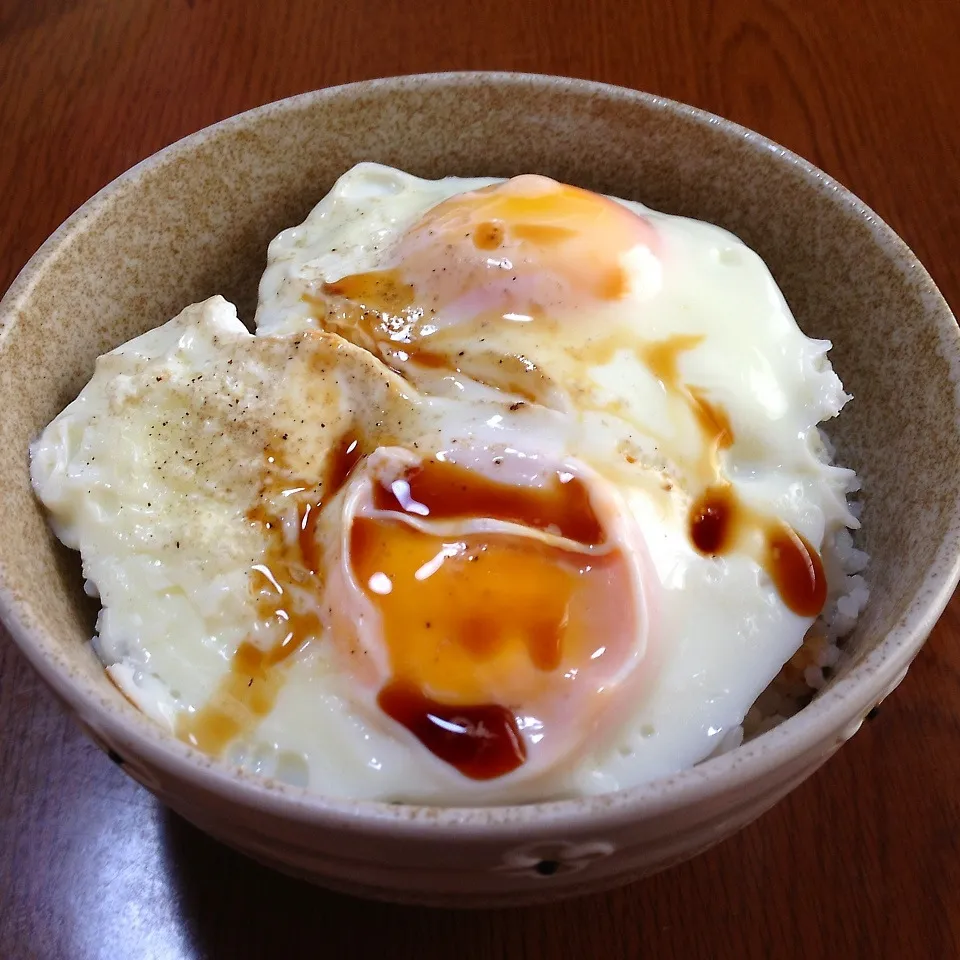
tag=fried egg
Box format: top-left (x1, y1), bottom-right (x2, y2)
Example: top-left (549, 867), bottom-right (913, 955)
top-left (30, 164), bottom-right (861, 803)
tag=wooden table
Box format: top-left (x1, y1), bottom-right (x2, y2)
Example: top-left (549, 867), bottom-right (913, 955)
top-left (2, 2), bottom-right (959, 957)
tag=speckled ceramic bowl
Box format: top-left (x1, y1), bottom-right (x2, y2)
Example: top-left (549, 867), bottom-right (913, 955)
top-left (1, 73), bottom-right (958, 906)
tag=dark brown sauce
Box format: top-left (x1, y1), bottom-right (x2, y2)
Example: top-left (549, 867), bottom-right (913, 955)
top-left (377, 680), bottom-right (526, 780)
top-left (638, 334), bottom-right (826, 614)
top-left (763, 523), bottom-right (827, 618)
top-left (688, 485), bottom-right (827, 618)
top-left (372, 457), bottom-right (604, 546)
top-left (326, 434), bottom-right (366, 499)
top-left (689, 485), bottom-right (738, 556)
top-left (298, 432), bottom-right (370, 576)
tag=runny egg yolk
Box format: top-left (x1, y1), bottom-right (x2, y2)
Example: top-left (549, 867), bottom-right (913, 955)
top-left (315, 175), bottom-right (659, 351)
top-left (336, 452), bottom-right (652, 781)
top-left (398, 174), bottom-right (658, 306)
top-left (355, 521), bottom-right (628, 780)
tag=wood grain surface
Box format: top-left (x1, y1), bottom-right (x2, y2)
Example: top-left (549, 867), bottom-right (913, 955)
top-left (2, 1), bottom-right (959, 957)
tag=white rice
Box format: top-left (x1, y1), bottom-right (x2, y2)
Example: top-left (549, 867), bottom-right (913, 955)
top-left (737, 431), bottom-right (870, 744)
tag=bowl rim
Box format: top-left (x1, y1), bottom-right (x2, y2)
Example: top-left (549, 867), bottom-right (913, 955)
top-left (2, 70), bottom-right (958, 838)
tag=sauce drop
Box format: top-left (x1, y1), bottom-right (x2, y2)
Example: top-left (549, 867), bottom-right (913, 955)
top-left (372, 457), bottom-right (604, 546)
top-left (689, 485), bottom-right (737, 555)
top-left (377, 680), bottom-right (526, 780)
top-left (473, 221), bottom-right (504, 250)
top-left (647, 332), bottom-right (825, 617)
top-left (764, 523), bottom-right (827, 617)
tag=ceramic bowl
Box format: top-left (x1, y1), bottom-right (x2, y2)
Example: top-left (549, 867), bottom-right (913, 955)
top-left (1, 73), bottom-right (958, 907)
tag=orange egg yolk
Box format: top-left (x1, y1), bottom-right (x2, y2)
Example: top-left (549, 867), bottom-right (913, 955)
top-left (345, 456), bottom-right (643, 780)
top-left (401, 174), bottom-right (657, 305)
top-left (319, 175), bottom-right (658, 338)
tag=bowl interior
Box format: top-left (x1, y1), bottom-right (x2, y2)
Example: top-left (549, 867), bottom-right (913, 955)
top-left (1, 74), bottom-right (958, 802)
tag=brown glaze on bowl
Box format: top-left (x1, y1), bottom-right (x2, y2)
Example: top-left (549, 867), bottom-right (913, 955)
top-left (1, 73), bottom-right (958, 906)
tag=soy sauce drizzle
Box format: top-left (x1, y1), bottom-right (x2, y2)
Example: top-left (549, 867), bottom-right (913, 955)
top-left (638, 333), bottom-right (827, 619)
top-left (177, 427), bottom-right (369, 756)
top-left (303, 284), bottom-right (561, 407)
top-left (763, 523), bottom-right (827, 618)
top-left (372, 457), bottom-right (605, 546)
top-left (689, 485), bottom-right (737, 556)
top-left (377, 680), bottom-right (526, 781)
top-left (688, 485), bottom-right (827, 618)
top-left (326, 435), bottom-right (366, 499)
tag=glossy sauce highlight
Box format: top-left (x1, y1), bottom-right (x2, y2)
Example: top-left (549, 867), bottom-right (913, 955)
top-left (377, 681), bottom-right (526, 781)
top-left (372, 457), bottom-right (605, 545)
